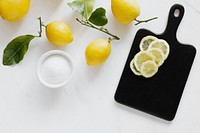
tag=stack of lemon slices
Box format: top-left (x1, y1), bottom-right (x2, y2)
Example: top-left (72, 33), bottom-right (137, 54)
top-left (130, 36), bottom-right (170, 78)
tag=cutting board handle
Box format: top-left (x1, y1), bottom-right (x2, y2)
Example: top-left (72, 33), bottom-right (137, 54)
top-left (164, 4), bottom-right (184, 37)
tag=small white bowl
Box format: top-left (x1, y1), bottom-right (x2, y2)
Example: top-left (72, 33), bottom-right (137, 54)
top-left (37, 50), bottom-right (74, 88)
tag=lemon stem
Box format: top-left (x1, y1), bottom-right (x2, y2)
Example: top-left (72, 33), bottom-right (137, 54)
top-left (36, 17), bottom-right (44, 38)
top-left (76, 18), bottom-right (120, 41)
top-left (134, 17), bottom-right (158, 25)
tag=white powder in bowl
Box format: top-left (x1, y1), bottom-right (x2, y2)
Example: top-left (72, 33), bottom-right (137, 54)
top-left (40, 54), bottom-right (72, 85)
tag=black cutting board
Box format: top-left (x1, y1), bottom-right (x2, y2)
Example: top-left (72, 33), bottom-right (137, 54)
top-left (114, 4), bottom-right (196, 121)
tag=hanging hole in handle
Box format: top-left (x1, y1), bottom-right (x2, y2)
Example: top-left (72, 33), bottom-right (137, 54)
top-left (174, 9), bottom-right (180, 17)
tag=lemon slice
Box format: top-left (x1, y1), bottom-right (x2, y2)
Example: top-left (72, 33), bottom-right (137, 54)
top-left (140, 60), bottom-right (158, 78)
top-left (130, 58), bottom-right (141, 76)
top-left (147, 48), bottom-right (165, 67)
top-left (148, 39), bottom-right (170, 59)
top-left (134, 51), bottom-right (155, 71)
top-left (139, 36), bottom-right (158, 51)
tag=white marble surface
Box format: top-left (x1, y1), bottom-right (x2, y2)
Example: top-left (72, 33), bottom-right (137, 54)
top-left (0, 0), bottom-right (200, 132)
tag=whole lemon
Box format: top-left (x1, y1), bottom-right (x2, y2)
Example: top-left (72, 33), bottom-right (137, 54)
top-left (0, 0), bottom-right (30, 22)
top-left (111, 0), bottom-right (140, 24)
top-left (46, 21), bottom-right (73, 46)
top-left (85, 39), bottom-right (111, 66)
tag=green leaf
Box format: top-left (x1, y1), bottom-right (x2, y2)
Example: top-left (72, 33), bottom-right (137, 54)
top-left (67, 0), bottom-right (84, 16)
top-left (3, 35), bottom-right (35, 66)
top-left (83, 0), bottom-right (95, 19)
top-left (89, 7), bottom-right (108, 26)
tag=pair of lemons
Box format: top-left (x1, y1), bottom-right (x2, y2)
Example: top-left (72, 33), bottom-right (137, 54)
top-left (0, 0), bottom-right (140, 24)
top-left (130, 36), bottom-right (170, 78)
top-left (86, 0), bottom-right (141, 66)
top-left (0, 0), bottom-right (73, 46)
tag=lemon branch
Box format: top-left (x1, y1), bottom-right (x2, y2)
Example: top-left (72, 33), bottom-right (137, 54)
top-left (76, 18), bottom-right (120, 41)
top-left (134, 17), bottom-right (158, 25)
top-left (36, 17), bottom-right (45, 38)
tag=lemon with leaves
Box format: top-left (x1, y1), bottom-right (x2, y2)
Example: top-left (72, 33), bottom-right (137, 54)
top-left (46, 20), bottom-right (73, 46)
top-left (0, 0), bottom-right (30, 22)
top-left (85, 39), bottom-right (111, 66)
top-left (111, 0), bottom-right (140, 24)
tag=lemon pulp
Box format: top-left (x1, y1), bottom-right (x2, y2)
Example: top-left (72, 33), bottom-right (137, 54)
top-left (147, 48), bottom-right (165, 67)
top-left (134, 51), bottom-right (155, 71)
top-left (130, 58), bottom-right (141, 76)
top-left (139, 36), bottom-right (157, 51)
top-left (130, 35), bottom-right (170, 78)
top-left (148, 39), bottom-right (170, 59)
top-left (140, 60), bottom-right (158, 78)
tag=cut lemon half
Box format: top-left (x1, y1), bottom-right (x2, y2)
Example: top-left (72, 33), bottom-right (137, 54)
top-left (148, 39), bottom-right (170, 59)
top-left (130, 58), bottom-right (141, 76)
top-left (147, 48), bottom-right (165, 67)
top-left (140, 60), bottom-right (158, 78)
top-left (139, 36), bottom-right (158, 51)
top-left (134, 51), bottom-right (155, 71)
